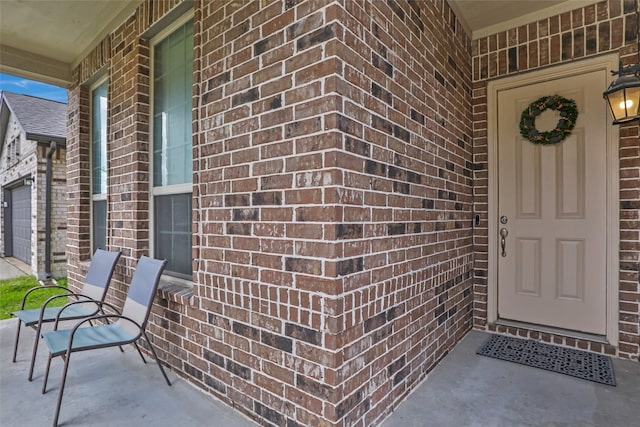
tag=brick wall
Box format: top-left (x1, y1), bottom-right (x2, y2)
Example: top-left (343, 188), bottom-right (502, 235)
top-left (66, 0), bottom-right (470, 426)
top-left (472, 0), bottom-right (640, 360)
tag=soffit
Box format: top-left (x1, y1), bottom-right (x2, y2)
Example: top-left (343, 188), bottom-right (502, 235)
top-left (0, 0), bottom-right (604, 87)
top-left (0, 0), bottom-right (142, 87)
top-left (448, 0), bottom-right (602, 39)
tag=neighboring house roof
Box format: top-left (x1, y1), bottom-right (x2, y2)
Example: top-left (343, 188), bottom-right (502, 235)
top-left (0, 91), bottom-right (67, 154)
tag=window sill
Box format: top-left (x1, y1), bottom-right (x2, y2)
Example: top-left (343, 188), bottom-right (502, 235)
top-left (79, 259), bottom-right (193, 305)
top-left (158, 276), bottom-right (194, 305)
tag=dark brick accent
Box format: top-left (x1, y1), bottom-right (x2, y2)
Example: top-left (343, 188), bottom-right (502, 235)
top-left (232, 87), bottom-right (259, 107)
top-left (387, 0), bottom-right (405, 20)
top-left (434, 70), bottom-right (445, 86)
top-left (388, 166), bottom-right (407, 181)
top-left (208, 71), bottom-right (230, 90)
top-left (204, 374), bottom-right (227, 394)
top-left (406, 171), bottom-right (421, 184)
top-left (388, 355), bottom-right (406, 376)
top-left (254, 32), bottom-right (282, 56)
top-left (393, 365), bottom-right (410, 385)
top-left (233, 321), bottom-right (260, 340)
top-left (422, 199), bottom-right (435, 209)
top-left (336, 390), bottom-right (363, 419)
top-left (625, 14), bottom-right (637, 43)
top-left (337, 114), bottom-right (361, 136)
top-left (561, 32), bottom-right (572, 60)
top-left (410, 108), bottom-right (425, 125)
top-left (270, 95), bottom-right (282, 110)
top-left (287, 418), bottom-right (303, 427)
top-left (371, 115), bottom-right (393, 134)
top-left (252, 191), bottom-right (282, 205)
top-left (508, 47), bottom-right (517, 72)
top-left (372, 53), bottom-right (393, 77)
top-left (586, 25), bottom-right (597, 54)
top-left (345, 136), bottom-right (370, 157)
top-left (372, 82), bottom-right (392, 105)
top-left (261, 330), bottom-right (293, 353)
top-left (227, 223), bottom-right (252, 235)
top-left (297, 24), bottom-right (336, 50)
top-left (255, 402), bottom-right (285, 426)
top-left (364, 312), bottom-right (386, 332)
top-left (393, 125), bottom-right (410, 142)
top-left (388, 223), bottom-right (405, 235)
top-left (387, 303), bottom-right (405, 320)
top-left (203, 350), bottom-right (225, 367)
top-left (336, 257), bottom-right (364, 276)
top-left (621, 201), bottom-right (640, 209)
top-left (285, 257), bottom-right (321, 275)
top-left (184, 363), bottom-right (203, 381)
top-left (233, 208), bottom-right (259, 221)
top-left (225, 194), bottom-right (250, 207)
top-left (297, 374), bottom-right (334, 400)
top-left (365, 160), bottom-right (387, 176)
top-left (226, 360), bottom-right (251, 380)
top-left (336, 223), bottom-right (363, 240)
top-left (286, 323), bottom-right (321, 345)
top-left (393, 181), bottom-right (410, 194)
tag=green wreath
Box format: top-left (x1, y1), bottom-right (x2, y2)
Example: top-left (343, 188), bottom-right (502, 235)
top-left (519, 95), bottom-right (578, 145)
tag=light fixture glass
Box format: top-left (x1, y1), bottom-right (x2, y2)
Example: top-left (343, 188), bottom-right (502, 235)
top-left (603, 72), bottom-right (640, 124)
top-left (604, 0), bottom-right (640, 125)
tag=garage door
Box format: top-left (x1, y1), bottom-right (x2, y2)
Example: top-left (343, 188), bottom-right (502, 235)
top-left (11, 185), bottom-right (31, 265)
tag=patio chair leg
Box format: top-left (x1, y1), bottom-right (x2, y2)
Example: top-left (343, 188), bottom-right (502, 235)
top-left (42, 353), bottom-right (53, 394)
top-left (134, 342), bottom-right (147, 363)
top-left (142, 331), bottom-right (171, 386)
top-left (12, 321), bottom-right (22, 362)
top-left (52, 352), bottom-right (72, 427)
top-left (28, 321), bottom-right (44, 381)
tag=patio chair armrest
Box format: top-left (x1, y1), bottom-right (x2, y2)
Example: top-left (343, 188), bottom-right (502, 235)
top-left (52, 300), bottom-right (123, 329)
top-left (62, 314), bottom-right (144, 354)
top-left (19, 282), bottom-right (67, 309)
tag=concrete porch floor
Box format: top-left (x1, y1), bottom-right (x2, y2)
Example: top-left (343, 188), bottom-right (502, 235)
top-left (1, 317), bottom-right (638, 427)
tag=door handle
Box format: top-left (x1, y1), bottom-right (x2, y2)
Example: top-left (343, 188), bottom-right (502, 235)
top-left (500, 228), bottom-right (508, 257)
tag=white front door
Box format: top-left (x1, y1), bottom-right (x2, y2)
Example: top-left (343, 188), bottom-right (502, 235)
top-left (497, 70), bottom-right (608, 335)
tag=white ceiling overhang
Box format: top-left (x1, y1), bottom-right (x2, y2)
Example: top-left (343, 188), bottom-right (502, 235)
top-left (0, 0), bottom-right (601, 88)
top-left (0, 0), bottom-right (142, 87)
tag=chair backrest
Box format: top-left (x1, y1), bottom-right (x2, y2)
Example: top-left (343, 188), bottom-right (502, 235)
top-left (118, 256), bottom-right (167, 335)
top-left (80, 249), bottom-right (122, 301)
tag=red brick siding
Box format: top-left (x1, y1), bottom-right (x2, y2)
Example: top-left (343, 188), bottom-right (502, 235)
top-left (472, 0), bottom-right (640, 360)
top-left (67, 0), bottom-right (472, 426)
top-left (328, 1), bottom-right (473, 425)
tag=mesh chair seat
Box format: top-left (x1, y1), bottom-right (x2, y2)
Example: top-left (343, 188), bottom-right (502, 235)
top-left (43, 323), bottom-right (136, 357)
top-left (13, 305), bottom-right (96, 327)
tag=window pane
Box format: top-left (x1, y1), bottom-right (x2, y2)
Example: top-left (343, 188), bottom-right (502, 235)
top-left (153, 20), bottom-right (194, 187)
top-left (154, 193), bottom-right (192, 279)
top-left (91, 81), bottom-right (108, 195)
top-left (92, 200), bottom-right (107, 252)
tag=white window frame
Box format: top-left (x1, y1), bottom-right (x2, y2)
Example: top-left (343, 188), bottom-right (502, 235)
top-left (89, 76), bottom-right (108, 254)
top-left (149, 11), bottom-right (194, 284)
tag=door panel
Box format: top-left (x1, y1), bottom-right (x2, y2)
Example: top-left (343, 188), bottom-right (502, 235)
top-left (11, 185), bottom-right (32, 265)
top-left (497, 70), bottom-right (607, 335)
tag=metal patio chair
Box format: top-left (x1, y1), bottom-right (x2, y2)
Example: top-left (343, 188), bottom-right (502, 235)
top-left (11, 249), bottom-right (122, 381)
top-left (41, 256), bottom-right (170, 427)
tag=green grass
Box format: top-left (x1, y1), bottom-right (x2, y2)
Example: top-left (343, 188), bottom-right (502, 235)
top-left (0, 276), bottom-right (68, 320)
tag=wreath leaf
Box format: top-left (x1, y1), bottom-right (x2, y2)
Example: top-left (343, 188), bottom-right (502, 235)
top-left (519, 95), bottom-right (578, 145)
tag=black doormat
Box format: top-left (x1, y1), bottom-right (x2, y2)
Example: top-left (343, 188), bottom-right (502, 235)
top-left (477, 334), bottom-right (616, 386)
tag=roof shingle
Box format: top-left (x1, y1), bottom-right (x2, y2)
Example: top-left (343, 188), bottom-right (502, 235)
top-left (1, 91), bottom-right (67, 140)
